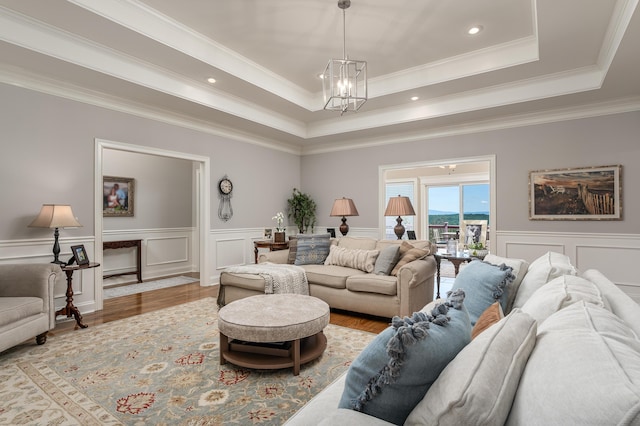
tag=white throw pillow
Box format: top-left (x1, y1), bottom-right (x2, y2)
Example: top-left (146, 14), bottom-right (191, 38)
top-left (521, 275), bottom-right (609, 324)
top-left (512, 251), bottom-right (577, 309)
top-left (483, 254), bottom-right (530, 313)
top-left (407, 309), bottom-right (537, 426)
top-left (324, 245), bottom-right (380, 273)
top-left (506, 302), bottom-right (640, 425)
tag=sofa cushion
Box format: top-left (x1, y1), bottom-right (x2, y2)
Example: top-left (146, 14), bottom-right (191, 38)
top-left (0, 297), bottom-right (43, 328)
top-left (507, 301), bottom-right (640, 425)
top-left (294, 234), bottom-right (331, 265)
top-left (302, 264), bottom-right (366, 289)
top-left (337, 236), bottom-right (378, 251)
top-left (521, 274), bottom-right (609, 324)
top-left (324, 245), bottom-right (380, 273)
top-left (374, 244), bottom-right (400, 275)
top-left (512, 251), bottom-right (577, 309)
top-left (390, 242), bottom-right (429, 276)
top-left (451, 260), bottom-right (514, 326)
top-left (346, 274), bottom-right (397, 296)
top-left (408, 309), bottom-right (536, 426)
top-left (338, 290), bottom-right (471, 425)
top-left (471, 301), bottom-right (504, 339)
top-left (219, 271), bottom-right (267, 292)
top-left (483, 254), bottom-right (529, 313)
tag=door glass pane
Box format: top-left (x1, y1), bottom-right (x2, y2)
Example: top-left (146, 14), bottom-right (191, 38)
top-left (427, 186), bottom-right (459, 241)
top-left (462, 184), bottom-right (490, 224)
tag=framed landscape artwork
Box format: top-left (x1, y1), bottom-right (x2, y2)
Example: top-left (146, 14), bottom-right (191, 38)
top-left (103, 176), bottom-right (135, 217)
top-left (529, 165), bottom-right (622, 220)
top-left (460, 220), bottom-right (487, 247)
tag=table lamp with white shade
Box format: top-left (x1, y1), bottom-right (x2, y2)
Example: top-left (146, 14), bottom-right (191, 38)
top-left (29, 204), bottom-right (82, 264)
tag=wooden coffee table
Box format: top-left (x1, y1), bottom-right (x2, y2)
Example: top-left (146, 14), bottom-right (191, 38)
top-left (218, 294), bottom-right (329, 375)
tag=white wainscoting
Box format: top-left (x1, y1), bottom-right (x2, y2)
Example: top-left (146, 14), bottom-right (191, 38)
top-left (103, 228), bottom-right (196, 286)
top-left (0, 236), bottom-right (98, 315)
top-left (495, 231), bottom-right (640, 303)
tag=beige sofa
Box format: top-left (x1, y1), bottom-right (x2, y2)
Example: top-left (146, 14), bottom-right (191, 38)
top-left (285, 252), bottom-right (640, 425)
top-left (219, 237), bottom-right (436, 318)
top-left (0, 263), bottom-right (59, 353)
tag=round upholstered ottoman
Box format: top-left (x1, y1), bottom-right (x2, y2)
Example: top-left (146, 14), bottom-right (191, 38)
top-left (218, 294), bottom-right (330, 375)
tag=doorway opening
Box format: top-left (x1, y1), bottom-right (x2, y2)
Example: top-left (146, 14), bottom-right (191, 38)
top-left (379, 155), bottom-right (496, 247)
top-left (94, 139), bottom-right (210, 311)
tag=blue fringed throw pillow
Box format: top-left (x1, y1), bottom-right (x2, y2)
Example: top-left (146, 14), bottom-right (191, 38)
top-left (338, 289), bottom-right (472, 425)
top-left (451, 260), bottom-right (514, 326)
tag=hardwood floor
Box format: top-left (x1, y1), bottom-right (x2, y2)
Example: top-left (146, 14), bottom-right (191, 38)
top-left (51, 281), bottom-right (390, 336)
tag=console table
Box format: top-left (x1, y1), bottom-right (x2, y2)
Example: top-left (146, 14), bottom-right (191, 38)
top-left (58, 262), bottom-right (100, 329)
top-left (253, 240), bottom-right (289, 263)
top-left (103, 239), bottom-right (142, 282)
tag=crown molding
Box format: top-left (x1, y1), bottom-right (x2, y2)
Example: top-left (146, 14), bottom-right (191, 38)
top-left (0, 66), bottom-right (302, 155)
top-left (302, 96), bottom-right (640, 155)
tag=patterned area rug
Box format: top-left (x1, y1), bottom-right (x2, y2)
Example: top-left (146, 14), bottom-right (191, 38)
top-left (0, 297), bottom-right (376, 425)
top-left (103, 275), bottom-right (200, 299)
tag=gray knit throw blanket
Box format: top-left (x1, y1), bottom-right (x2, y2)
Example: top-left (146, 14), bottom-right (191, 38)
top-left (224, 262), bottom-right (309, 295)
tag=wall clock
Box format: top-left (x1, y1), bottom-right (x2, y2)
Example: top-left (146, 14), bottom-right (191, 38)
top-left (218, 175), bottom-right (233, 221)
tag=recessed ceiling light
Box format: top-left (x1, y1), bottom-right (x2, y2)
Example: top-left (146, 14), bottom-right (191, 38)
top-left (411, 96), bottom-right (419, 101)
top-left (207, 77), bottom-right (216, 84)
top-left (318, 73), bottom-right (325, 80)
top-left (468, 26), bottom-right (483, 35)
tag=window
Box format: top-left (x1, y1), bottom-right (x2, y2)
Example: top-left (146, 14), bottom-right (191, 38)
top-left (426, 183), bottom-right (489, 241)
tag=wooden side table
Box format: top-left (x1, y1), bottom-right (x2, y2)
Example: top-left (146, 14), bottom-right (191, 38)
top-left (253, 240), bottom-right (289, 263)
top-left (434, 253), bottom-right (472, 299)
top-left (103, 239), bottom-right (142, 282)
top-left (58, 262), bottom-right (100, 329)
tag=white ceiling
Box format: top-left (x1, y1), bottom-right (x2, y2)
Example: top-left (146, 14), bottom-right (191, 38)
top-left (0, 0), bottom-right (639, 154)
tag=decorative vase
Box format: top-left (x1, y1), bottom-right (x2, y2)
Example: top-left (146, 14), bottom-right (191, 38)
top-left (274, 232), bottom-right (286, 243)
top-left (446, 239), bottom-right (457, 256)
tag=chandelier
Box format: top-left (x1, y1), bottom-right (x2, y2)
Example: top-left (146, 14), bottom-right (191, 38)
top-left (322, 0), bottom-right (367, 114)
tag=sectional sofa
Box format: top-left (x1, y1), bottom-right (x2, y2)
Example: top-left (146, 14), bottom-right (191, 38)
top-left (285, 252), bottom-right (640, 425)
top-left (219, 236), bottom-right (436, 318)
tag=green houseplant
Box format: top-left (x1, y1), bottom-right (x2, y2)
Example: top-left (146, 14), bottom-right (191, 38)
top-left (287, 188), bottom-right (316, 234)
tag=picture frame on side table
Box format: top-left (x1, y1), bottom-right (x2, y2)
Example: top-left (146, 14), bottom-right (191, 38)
top-left (407, 230), bottom-right (416, 240)
top-left (326, 228), bottom-right (336, 238)
top-left (460, 220), bottom-right (487, 248)
top-left (103, 176), bottom-right (135, 217)
top-left (264, 228), bottom-right (272, 239)
top-left (70, 245), bottom-right (90, 266)
top-left (529, 165), bottom-right (622, 220)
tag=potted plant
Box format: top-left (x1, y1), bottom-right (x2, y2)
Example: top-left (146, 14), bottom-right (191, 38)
top-left (287, 188), bottom-right (316, 234)
top-left (272, 211), bottom-right (286, 242)
top-left (468, 242), bottom-right (488, 259)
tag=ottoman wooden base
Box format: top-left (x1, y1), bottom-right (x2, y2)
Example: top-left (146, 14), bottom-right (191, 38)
top-left (219, 332), bottom-right (327, 375)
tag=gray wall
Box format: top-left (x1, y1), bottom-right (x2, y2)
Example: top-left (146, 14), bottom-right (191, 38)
top-left (301, 112), bottom-right (640, 234)
top-left (2, 81), bottom-right (639, 246)
top-left (0, 83), bottom-right (300, 241)
top-left (103, 150), bottom-right (193, 230)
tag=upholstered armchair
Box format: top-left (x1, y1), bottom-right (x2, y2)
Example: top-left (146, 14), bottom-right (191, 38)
top-left (0, 263), bottom-right (59, 353)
